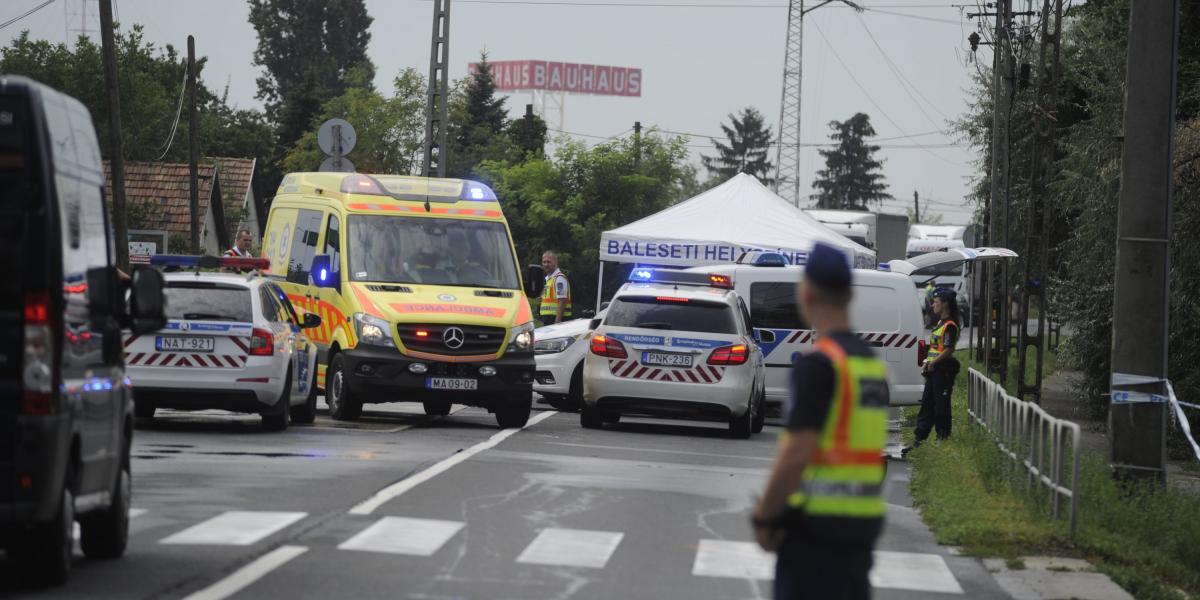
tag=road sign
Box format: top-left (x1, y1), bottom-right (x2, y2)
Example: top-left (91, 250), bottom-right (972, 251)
top-left (318, 118), bottom-right (357, 156)
top-left (319, 156), bottom-right (356, 173)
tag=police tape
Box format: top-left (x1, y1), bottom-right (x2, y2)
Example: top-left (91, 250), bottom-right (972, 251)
top-left (1167, 381), bottom-right (1200, 463)
top-left (1112, 372), bottom-right (1200, 462)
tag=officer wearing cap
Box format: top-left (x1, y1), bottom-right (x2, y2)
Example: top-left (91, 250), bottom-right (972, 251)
top-left (752, 242), bottom-right (889, 600)
top-left (908, 287), bottom-right (961, 449)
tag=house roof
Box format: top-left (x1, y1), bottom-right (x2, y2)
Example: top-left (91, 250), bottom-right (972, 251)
top-left (212, 156), bottom-right (255, 208)
top-left (104, 161), bottom-right (218, 239)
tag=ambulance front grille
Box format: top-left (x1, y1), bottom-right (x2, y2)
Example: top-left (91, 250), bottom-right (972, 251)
top-left (397, 324), bottom-right (506, 356)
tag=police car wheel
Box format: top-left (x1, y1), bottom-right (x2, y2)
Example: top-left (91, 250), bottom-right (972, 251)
top-left (261, 370), bottom-right (292, 432)
top-left (290, 367), bottom-right (319, 425)
top-left (751, 390), bottom-right (766, 434)
top-left (580, 403), bottom-right (603, 429)
top-left (327, 353), bottom-right (362, 421)
top-left (729, 405), bottom-right (753, 440)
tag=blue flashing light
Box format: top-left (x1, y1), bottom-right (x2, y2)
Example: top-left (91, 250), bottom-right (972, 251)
top-left (151, 255), bottom-right (201, 267)
top-left (632, 269), bottom-right (653, 281)
top-left (877, 262), bottom-right (892, 272)
top-left (752, 252), bottom-right (788, 267)
top-left (318, 268), bottom-right (329, 283)
top-left (460, 181), bottom-right (498, 202)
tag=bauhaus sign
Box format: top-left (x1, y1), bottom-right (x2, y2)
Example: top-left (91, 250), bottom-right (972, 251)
top-left (468, 60), bottom-right (643, 97)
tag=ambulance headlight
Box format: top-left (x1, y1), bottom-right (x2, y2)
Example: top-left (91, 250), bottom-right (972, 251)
top-left (354, 313), bottom-right (395, 348)
top-left (506, 321), bottom-right (535, 354)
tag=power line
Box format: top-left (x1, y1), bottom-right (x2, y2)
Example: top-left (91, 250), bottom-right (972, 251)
top-left (854, 12), bottom-right (954, 124)
top-left (155, 66), bottom-right (188, 160)
top-left (0, 0), bottom-right (57, 31)
top-left (422, 1), bottom-right (971, 8)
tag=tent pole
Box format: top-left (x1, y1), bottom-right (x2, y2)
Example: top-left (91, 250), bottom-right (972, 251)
top-left (595, 261), bottom-right (605, 311)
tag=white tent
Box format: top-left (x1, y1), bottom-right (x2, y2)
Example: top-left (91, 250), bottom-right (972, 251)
top-left (596, 173), bottom-right (876, 305)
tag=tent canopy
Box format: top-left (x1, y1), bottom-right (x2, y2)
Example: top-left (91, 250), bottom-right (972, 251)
top-left (599, 173), bottom-right (876, 269)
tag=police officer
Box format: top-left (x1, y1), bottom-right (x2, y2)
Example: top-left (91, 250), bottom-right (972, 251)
top-left (224, 229), bottom-right (254, 258)
top-left (910, 287), bottom-right (961, 447)
top-left (752, 242), bottom-right (889, 600)
top-left (539, 250), bottom-right (572, 326)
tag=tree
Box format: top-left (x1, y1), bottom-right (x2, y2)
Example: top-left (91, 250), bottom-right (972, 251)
top-left (248, 0), bottom-right (375, 148)
top-left (811, 113), bottom-right (892, 209)
top-left (281, 67), bottom-right (426, 175)
top-left (505, 108), bottom-right (548, 163)
top-left (701, 107), bottom-right (774, 185)
top-left (447, 54), bottom-right (509, 177)
top-left (905, 206), bottom-right (944, 225)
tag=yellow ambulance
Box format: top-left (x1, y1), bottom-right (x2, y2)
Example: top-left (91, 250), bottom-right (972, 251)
top-left (261, 172), bottom-right (544, 428)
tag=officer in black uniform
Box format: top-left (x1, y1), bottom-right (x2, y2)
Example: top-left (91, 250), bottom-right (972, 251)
top-left (909, 287), bottom-right (961, 449)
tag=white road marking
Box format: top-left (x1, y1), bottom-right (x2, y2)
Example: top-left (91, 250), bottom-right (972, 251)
top-left (516, 528), bottom-right (625, 569)
top-left (871, 550), bottom-right (963, 594)
top-left (73, 507), bottom-right (147, 541)
top-left (160, 511), bottom-right (307, 546)
top-left (338, 517), bottom-right (464, 556)
top-left (348, 409), bottom-right (557, 515)
top-left (545, 442), bottom-right (774, 462)
top-left (180, 545), bottom-right (308, 600)
top-left (692, 540), bottom-right (775, 579)
top-left (692, 541), bottom-right (964, 594)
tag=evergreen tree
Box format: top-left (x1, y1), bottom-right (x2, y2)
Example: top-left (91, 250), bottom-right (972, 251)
top-left (505, 108), bottom-right (548, 162)
top-left (447, 53), bottom-right (510, 177)
top-left (811, 113), bottom-right (892, 209)
top-left (701, 107), bottom-right (774, 184)
top-left (248, 0), bottom-right (375, 148)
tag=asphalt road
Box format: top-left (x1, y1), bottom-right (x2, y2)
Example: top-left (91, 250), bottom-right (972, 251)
top-left (2, 400), bottom-right (1010, 600)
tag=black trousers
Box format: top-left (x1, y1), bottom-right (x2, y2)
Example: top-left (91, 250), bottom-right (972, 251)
top-left (915, 359), bottom-right (960, 442)
top-left (774, 535), bottom-right (874, 600)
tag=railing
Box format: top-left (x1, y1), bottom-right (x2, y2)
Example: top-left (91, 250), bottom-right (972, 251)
top-left (966, 368), bottom-right (1081, 537)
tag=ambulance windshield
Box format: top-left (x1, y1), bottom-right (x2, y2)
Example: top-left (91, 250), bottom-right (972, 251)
top-left (347, 215), bottom-right (520, 289)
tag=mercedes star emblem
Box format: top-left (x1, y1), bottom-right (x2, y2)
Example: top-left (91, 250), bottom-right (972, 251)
top-left (443, 327), bottom-right (465, 350)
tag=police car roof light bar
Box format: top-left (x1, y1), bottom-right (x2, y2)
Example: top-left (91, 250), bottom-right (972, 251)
top-left (628, 268), bottom-right (733, 289)
top-left (151, 255), bottom-right (270, 270)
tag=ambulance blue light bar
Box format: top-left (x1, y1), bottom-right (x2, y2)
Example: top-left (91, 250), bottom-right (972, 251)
top-left (628, 269), bottom-right (732, 289)
top-left (150, 255), bottom-right (270, 270)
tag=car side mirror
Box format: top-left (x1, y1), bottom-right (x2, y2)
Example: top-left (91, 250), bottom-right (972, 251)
top-left (302, 312), bottom-right (322, 329)
top-left (129, 266), bottom-right (166, 334)
top-left (86, 266), bottom-right (115, 317)
top-left (588, 318), bottom-right (602, 331)
top-left (757, 329), bottom-right (775, 343)
top-left (599, 301), bottom-right (610, 312)
top-left (310, 254), bottom-right (339, 289)
top-left (524, 265), bottom-right (545, 298)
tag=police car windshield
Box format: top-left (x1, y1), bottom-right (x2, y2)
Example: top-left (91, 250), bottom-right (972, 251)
top-left (164, 283), bottom-right (253, 322)
top-left (605, 296), bottom-right (737, 334)
top-left (347, 216), bottom-right (520, 289)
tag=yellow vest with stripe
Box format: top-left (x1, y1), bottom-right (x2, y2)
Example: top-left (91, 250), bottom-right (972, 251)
top-left (787, 337), bottom-right (889, 520)
top-left (539, 271), bottom-right (572, 319)
top-left (927, 319), bottom-right (958, 363)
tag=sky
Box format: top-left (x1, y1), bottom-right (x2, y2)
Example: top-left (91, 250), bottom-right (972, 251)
top-left (7, 0), bottom-right (992, 224)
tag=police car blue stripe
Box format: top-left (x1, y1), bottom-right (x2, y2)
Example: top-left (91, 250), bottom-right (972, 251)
top-left (608, 333), bottom-right (665, 345)
top-left (669, 337), bottom-right (727, 349)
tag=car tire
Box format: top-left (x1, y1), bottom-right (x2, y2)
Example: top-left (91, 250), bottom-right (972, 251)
top-left (423, 400), bottom-right (452, 416)
top-left (601, 412), bottom-right (621, 424)
top-left (80, 451), bottom-right (130, 559)
top-left (580, 403), bottom-right (603, 429)
top-left (326, 353), bottom-right (362, 421)
top-left (495, 396), bottom-right (531, 428)
top-left (751, 390), bottom-right (766, 434)
top-left (729, 404), bottom-right (753, 440)
top-left (290, 366), bottom-right (319, 425)
top-left (563, 365), bottom-right (584, 412)
top-left (134, 401), bottom-right (155, 420)
top-left (262, 369), bottom-right (292, 432)
top-left (15, 471), bottom-right (74, 585)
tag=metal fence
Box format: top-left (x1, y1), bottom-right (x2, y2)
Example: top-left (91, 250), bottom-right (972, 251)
top-left (966, 368), bottom-right (1081, 536)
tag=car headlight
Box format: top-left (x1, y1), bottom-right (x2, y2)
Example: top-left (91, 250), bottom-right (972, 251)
top-left (535, 335), bottom-right (576, 354)
top-left (507, 321), bottom-right (535, 353)
top-left (354, 313), bottom-right (395, 347)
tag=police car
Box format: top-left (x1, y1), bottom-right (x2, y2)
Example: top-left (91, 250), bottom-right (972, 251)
top-left (533, 308), bottom-right (606, 411)
top-left (582, 270), bottom-right (766, 438)
top-left (123, 256), bottom-right (322, 431)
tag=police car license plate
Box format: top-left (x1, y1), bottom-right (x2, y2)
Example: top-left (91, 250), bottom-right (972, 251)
top-left (426, 377), bottom-right (478, 391)
top-left (642, 352), bottom-right (693, 367)
top-left (155, 336), bottom-right (214, 352)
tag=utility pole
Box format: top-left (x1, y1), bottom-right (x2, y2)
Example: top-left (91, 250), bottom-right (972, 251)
top-left (1016, 0), bottom-right (1063, 403)
top-left (913, 190), bottom-right (920, 223)
top-left (187, 35), bottom-right (200, 254)
top-left (980, 0), bottom-right (1010, 381)
top-left (773, 0), bottom-right (863, 206)
top-left (633, 120), bottom-right (642, 169)
top-left (1109, 0), bottom-right (1181, 485)
top-left (422, 0), bottom-right (451, 178)
top-left (98, 0), bottom-right (128, 271)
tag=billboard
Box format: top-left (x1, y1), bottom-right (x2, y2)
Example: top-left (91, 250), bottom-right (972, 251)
top-left (468, 60), bottom-right (642, 97)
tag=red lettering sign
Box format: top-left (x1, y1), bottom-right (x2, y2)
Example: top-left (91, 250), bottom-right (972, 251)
top-left (469, 60), bottom-right (642, 97)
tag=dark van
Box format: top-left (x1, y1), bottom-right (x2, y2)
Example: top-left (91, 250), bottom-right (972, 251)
top-left (0, 76), bottom-right (164, 585)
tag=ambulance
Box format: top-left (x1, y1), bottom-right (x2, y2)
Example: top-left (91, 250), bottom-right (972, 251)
top-left (261, 173), bottom-right (544, 428)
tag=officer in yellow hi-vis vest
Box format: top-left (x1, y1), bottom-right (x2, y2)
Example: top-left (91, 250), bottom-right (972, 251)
top-left (539, 250), bottom-right (572, 326)
top-left (752, 242), bottom-right (888, 600)
top-left (909, 287), bottom-right (962, 449)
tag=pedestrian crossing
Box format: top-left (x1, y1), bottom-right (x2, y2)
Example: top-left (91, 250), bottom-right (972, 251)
top-left (141, 509), bottom-right (967, 594)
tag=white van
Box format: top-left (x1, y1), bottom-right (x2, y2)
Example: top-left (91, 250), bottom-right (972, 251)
top-left (687, 256), bottom-right (927, 413)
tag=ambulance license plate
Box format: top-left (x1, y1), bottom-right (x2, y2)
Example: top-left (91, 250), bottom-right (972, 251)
top-left (426, 377), bottom-right (478, 391)
top-left (156, 336), bottom-right (214, 352)
top-left (642, 352), bottom-right (693, 367)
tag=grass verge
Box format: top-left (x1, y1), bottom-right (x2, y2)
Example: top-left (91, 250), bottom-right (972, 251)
top-left (906, 351), bottom-right (1200, 600)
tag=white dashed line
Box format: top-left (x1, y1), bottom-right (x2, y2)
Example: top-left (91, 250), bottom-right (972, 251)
top-left (516, 528), bottom-right (625, 569)
top-left (160, 511), bottom-right (307, 546)
top-left (181, 545), bottom-right (308, 600)
top-left (871, 550), bottom-right (964, 594)
top-left (338, 516), bottom-right (465, 556)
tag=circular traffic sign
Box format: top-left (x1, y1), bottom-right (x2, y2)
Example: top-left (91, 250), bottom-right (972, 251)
top-left (319, 156), bottom-right (356, 173)
top-left (317, 118), bottom-right (357, 156)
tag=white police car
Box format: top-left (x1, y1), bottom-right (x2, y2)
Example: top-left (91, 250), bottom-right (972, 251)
top-left (582, 270), bottom-right (766, 438)
top-left (123, 256), bottom-right (322, 431)
top-left (533, 308), bottom-right (606, 411)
